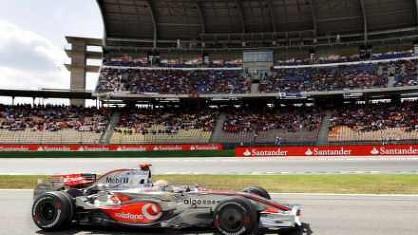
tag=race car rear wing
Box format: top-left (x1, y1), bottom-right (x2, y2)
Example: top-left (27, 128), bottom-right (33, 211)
top-left (34, 173), bottom-right (97, 199)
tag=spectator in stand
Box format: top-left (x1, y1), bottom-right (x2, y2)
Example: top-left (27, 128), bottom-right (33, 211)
top-left (275, 136), bottom-right (283, 146)
top-left (390, 59), bottom-right (418, 87)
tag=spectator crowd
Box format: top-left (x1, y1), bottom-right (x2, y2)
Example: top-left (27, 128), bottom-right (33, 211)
top-left (98, 57), bottom-right (418, 96)
top-left (260, 63), bottom-right (388, 93)
top-left (260, 58), bottom-right (418, 93)
top-left (96, 68), bottom-right (251, 95)
top-left (277, 50), bottom-right (414, 66)
top-left (0, 105), bottom-right (110, 133)
top-left (0, 101), bottom-right (418, 144)
top-left (223, 107), bottom-right (323, 134)
top-left (103, 57), bottom-right (242, 68)
top-left (329, 101), bottom-right (418, 133)
top-left (392, 59), bottom-right (418, 87)
top-left (114, 108), bottom-right (218, 135)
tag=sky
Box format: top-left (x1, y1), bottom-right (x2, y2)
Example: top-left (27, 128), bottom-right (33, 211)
top-left (0, 0), bottom-right (103, 104)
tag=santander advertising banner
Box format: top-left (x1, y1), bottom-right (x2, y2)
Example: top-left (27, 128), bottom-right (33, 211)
top-left (0, 144), bottom-right (223, 152)
top-left (235, 144), bottom-right (418, 157)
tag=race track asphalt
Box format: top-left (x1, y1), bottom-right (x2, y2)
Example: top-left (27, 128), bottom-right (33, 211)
top-left (1, 157), bottom-right (418, 175)
top-left (1, 190), bottom-right (417, 235)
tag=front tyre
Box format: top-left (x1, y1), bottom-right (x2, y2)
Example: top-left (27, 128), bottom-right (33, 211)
top-left (32, 191), bottom-right (74, 231)
top-left (242, 186), bottom-right (271, 200)
top-left (214, 197), bottom-right (259, 235)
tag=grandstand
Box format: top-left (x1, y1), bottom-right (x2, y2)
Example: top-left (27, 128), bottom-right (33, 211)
top-left (3, 0), bottom-right (418, 148)
top-left (110, 108), bottom-right (217, 144)
top-left (0, 102), bottom-right (418, 146)
top-left (0, 105), bottom-right (109, 144)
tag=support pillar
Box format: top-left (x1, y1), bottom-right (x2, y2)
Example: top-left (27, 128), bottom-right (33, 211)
top-left (69, 41), bottom-right (87, 107)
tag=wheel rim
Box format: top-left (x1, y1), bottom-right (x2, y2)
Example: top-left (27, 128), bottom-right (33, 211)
top-left (218, 205), bottom-right (245, 233)
top-left (35, 198), bottom-right (58, 225)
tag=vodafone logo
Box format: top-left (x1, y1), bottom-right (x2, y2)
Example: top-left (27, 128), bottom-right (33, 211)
top-left (142, 203), bottom-right (162, 220)
top-left (111, 202), bottom-right (162, 224)
top-left (115, 212), bottom-right (143, 221)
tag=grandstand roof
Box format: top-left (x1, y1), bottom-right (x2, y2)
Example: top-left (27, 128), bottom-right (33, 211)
top-left (97, 0), bottom-right (418, 49)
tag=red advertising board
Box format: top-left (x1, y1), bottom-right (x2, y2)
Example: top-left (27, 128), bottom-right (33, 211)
top-left (236, 144), bottom-right (418, 157)
top-left (0, 144), bottom-right (223, 152)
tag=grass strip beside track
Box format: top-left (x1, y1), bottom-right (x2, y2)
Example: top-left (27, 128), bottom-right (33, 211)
top-left (0, 150), bottom-right (235, 158)
top-left (1, 175), bottom-right (418, 194)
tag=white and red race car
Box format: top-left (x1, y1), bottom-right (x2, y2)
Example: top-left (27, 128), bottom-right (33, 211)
top-left (32, 164), bottom-right (303, 235)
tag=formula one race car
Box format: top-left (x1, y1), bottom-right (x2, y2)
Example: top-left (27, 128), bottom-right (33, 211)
top-left (32, 164), bottom-right (302, 235)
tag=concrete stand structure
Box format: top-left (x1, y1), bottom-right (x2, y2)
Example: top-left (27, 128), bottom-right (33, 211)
top-left (65, 37), bottom-right (103, 107)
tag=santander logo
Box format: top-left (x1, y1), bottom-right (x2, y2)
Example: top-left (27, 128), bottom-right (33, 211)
top-left (370, 147), bottom-right (379, 155)
top-left (305, 148), bottom-right (313, 156)
top-left (242, 148), bottom-right (288, 157)
top-left (243, 149), bottom-right (252, 157)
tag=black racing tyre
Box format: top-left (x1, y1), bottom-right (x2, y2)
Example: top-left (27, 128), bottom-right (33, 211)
top-left (242, 186), bottom-right (271, 200)
top-left (214, 197), bottom-right (259, 235)
top-left (32, 191), bottom-right (74, 231)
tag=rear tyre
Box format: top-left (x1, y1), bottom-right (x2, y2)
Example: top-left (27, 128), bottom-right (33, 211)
top-left (214, 197), bottom-right (259, 235)
top-left (242, 186), bottom-right (271, 200)
top-left (32, 191), bottom-right (74, 231)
